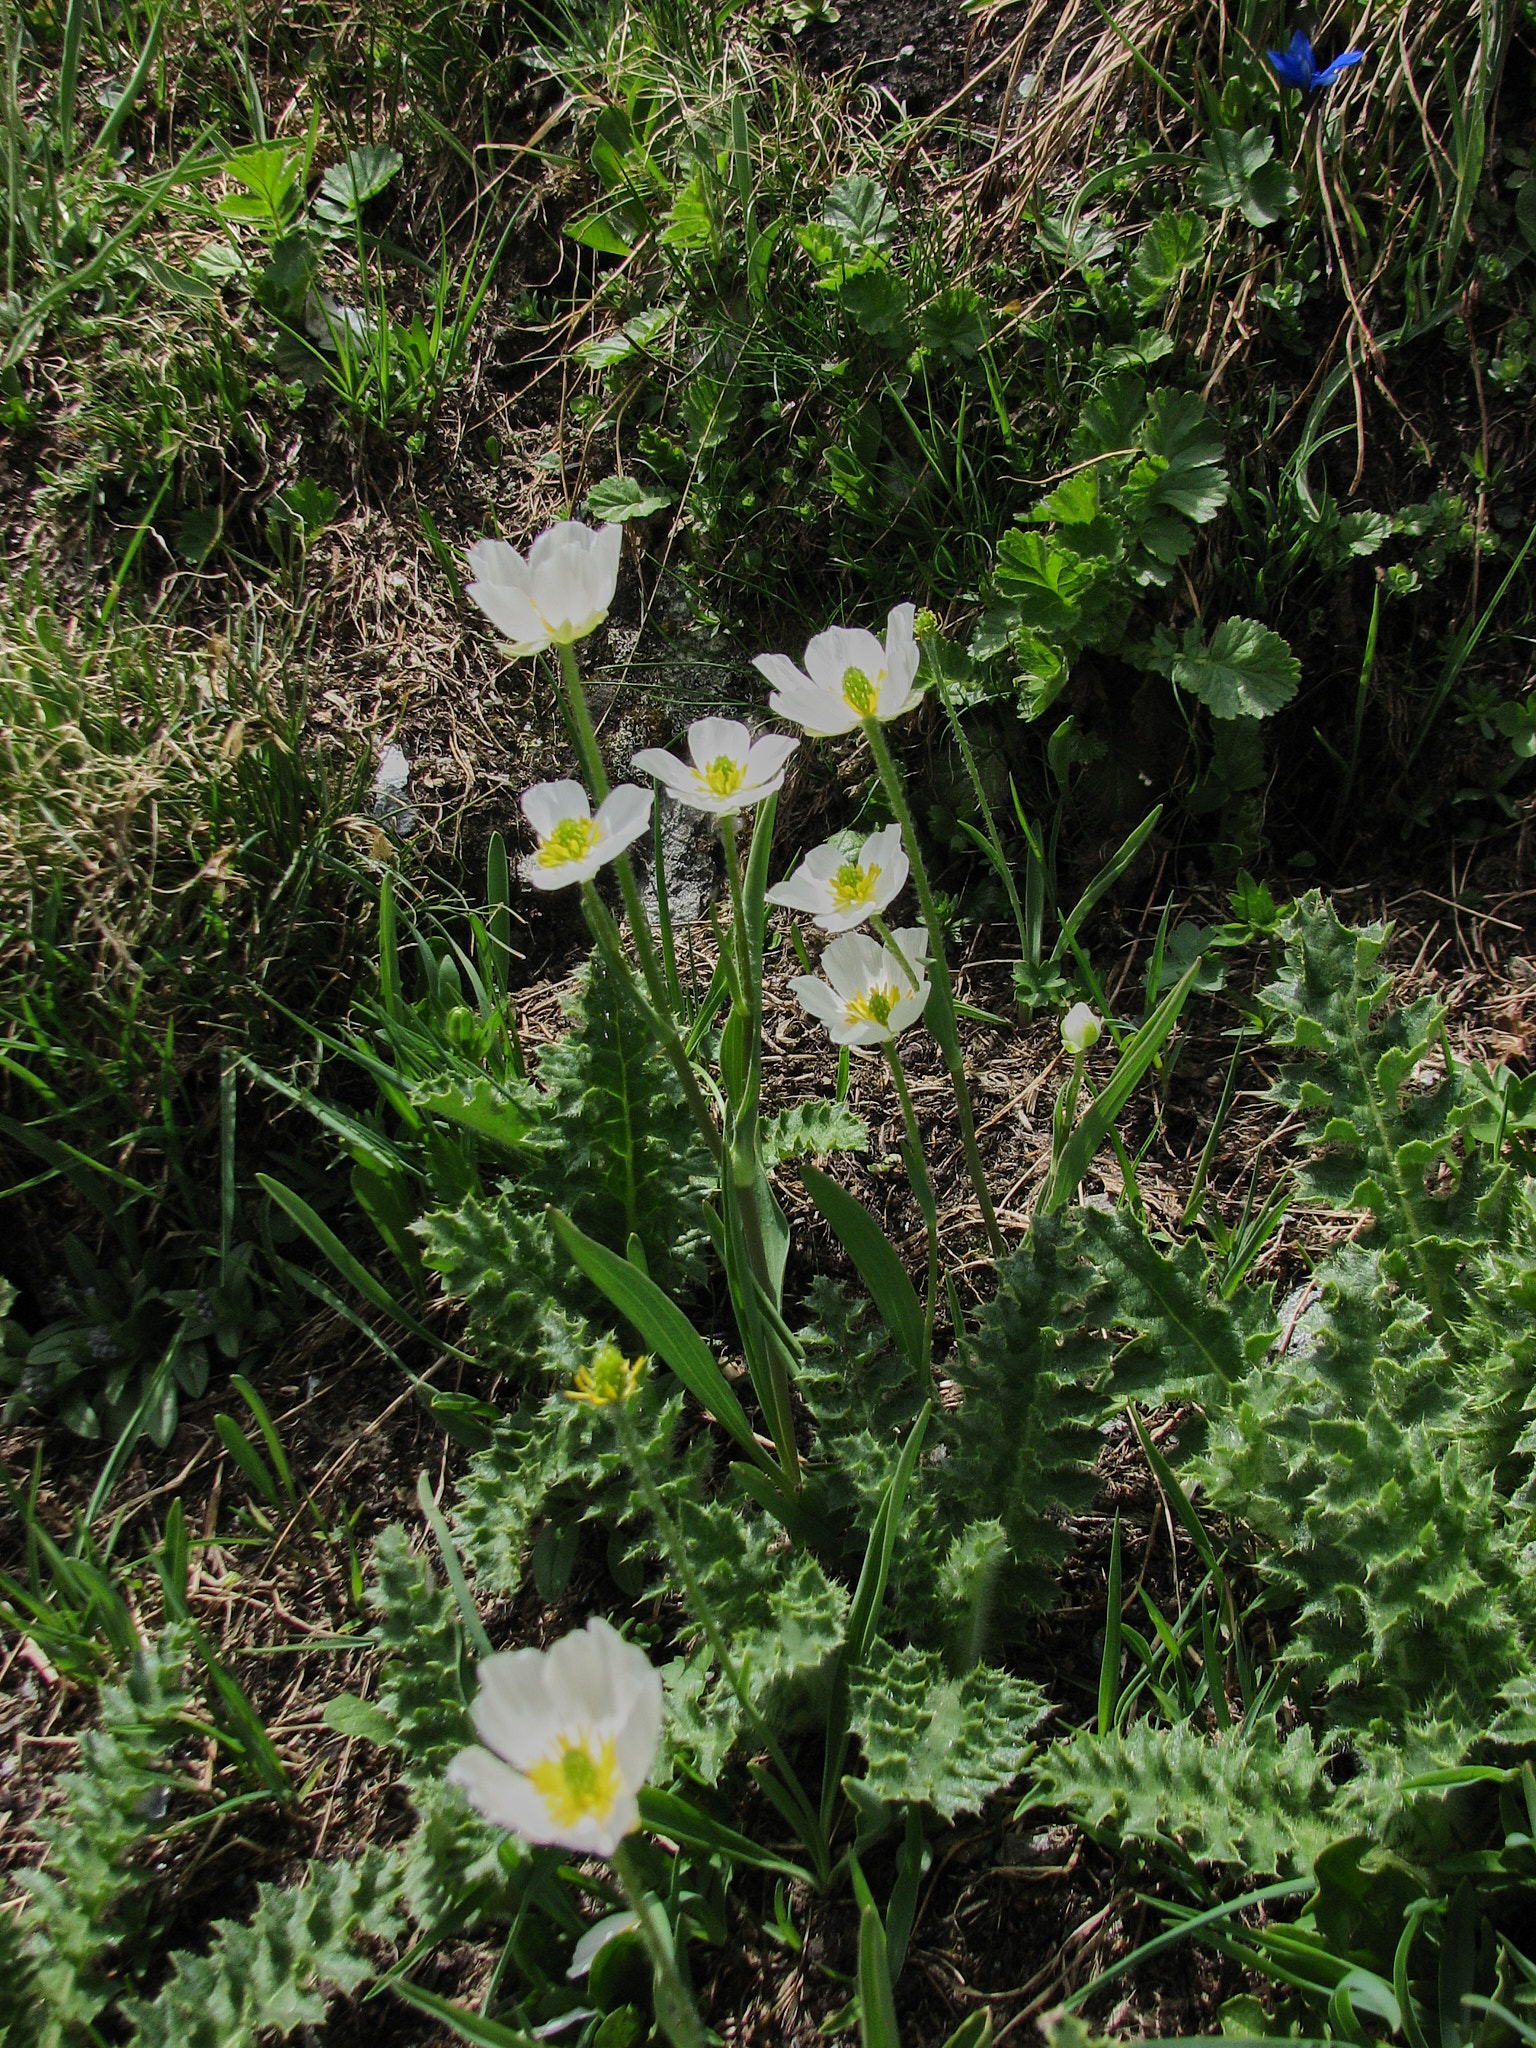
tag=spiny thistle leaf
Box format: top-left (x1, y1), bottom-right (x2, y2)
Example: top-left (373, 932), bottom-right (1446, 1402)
top-left (938, 1216), bottom-right (1111, 1625)
top-left (367, 1523), bottom-right (472, 1777)
top-left (1080, 1207), bottom-right (1275, 1418)
top-left (418, 954), bottom-right (712, 1377)
top-left (849, 1639), bottom-right (1047, 1817)
top-left (534, 951), bottom-right (712, 1297)
top-left (1197, 1243), bottom-right (1532, 1730)
top-left (402, 1777), bottom-right (522, 1938)
top-left (120, 1852), bottom-right (404, 2048)
top-left (758, 1099), bottom-right (870, 1168)
top-left (1258, 892), bottom-right (1506, 1322)
top-left (455, 1372), bottom-right (698, 1596)
top-left (15, 1631), bottom-right (194, 2037)
top-left (1032, 1720), bottom-right (1336, 1875)
top-left (667, 1495), bottom-right (850, 1778)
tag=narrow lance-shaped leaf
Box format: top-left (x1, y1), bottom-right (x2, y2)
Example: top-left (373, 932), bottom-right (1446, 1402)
top-left (801, 1163), bottom-right (924, 1375)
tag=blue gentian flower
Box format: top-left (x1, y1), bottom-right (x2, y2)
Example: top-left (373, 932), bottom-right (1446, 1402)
top-left (1267, 28), bottom-right (1363, 90)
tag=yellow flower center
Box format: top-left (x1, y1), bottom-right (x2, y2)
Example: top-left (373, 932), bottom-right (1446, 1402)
top-left (527, 1734), bottom-right (623, 1830)
top-left (830, 860), bottom-right (881, 913)
top-left (841, 666), bottom-right (884, 716)
top-left (848, 983), bottom-right (899, 1029)
top-left (567, 1344), bottom-right (646, 1407)
top-left (538, 816), bottom-right (601, 868)
top-left (700, 754), bottom-right (747, 798)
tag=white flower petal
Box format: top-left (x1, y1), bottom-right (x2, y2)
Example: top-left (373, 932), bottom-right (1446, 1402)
top-left (801, 842), bottom-right (848, 882)
top-left (889, 982), bottom-right (932, 1034)
top-left (888, 926), bottom-right (930, 966)
top-left (821, 931), bottom-right (888, 1003)
top-left (630, 748), bottom-right (698, 798)
top-left (545, 1621), bottom-right (624, 1727)
top-left (569, 1913), bottom-right (640, 1980)
top-left (469, 579), bottom-right (553, 651)
top-left (448, 1745), bottom-right (558, 1836)
top-left (465, 538), bottom-right (534, 592)
top-left (789, 975), bottom-right (844, 1024)
top-left (612, 1670), bottom-right (664, 1792)
top-left (594, 783), bottom-right (653, 852)
top-left (744, 732), bottom-right (800, 784)
top-left (519, 847), bottom-right (606, 890)
top-left (881, 604), bottom-right (920, 704)
top-left (751, 652), bottom-right (813, 696)
top-left (765, 872), bottom-right (829, 915)
top-left (833, 1014), bottom-right (892, 1048)
top-left (472, 1648), bottom-right (563, 1767)
top-left (768, 680), bottom-right (860, 738)
top-left (687, 717), bottom-right (751, 773)
top-left (522, 779), bottom-right (590, 840)
top-left (556, 1790), bottom-right (641, 1859)
top-left (803, 625), bottom-right (887, 696)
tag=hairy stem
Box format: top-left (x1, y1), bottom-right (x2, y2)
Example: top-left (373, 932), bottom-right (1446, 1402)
top-left (861, 716), bottom-right (1003, 1257)
top-left (719, 811), bottom-right (772, 1290)
top-left (883, 1043), bottom-right (938, 1370)
top-left (555, 641), bottom-right (673, 1021)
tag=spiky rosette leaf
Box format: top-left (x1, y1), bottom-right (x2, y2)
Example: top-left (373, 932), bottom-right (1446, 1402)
top-left (1032, 1720), bottom-right (1337, 1875)
top-left (1259, 891), bottom-right (1507, 1322)
top-left (937, 1215), bottom-right (1111, 1624)
top-left (849, 1638), bottom-right (1048, 1817)
top-left (119, 1853), bottom-right (404, 2048)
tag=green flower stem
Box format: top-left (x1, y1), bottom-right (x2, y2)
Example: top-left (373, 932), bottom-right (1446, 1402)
top-left (555, 641), bottom-right (673, 1021)
top-left (861, 715), bottom-right (1004, 1258)
top-left (615, 1403), bottom-right (829, 1885)
top-left (719, 812), bottom-right (772, 1291)
top-left (581, 883), bottom-right (720, 1166)
top-left (882, 1043), bottom-right (938, 1370)
top-left (609, 1838), bottom-right (708, 2048)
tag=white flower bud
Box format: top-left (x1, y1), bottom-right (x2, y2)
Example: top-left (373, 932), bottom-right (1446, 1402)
top-left (1062, 1002), bottom-right (1102, 1055)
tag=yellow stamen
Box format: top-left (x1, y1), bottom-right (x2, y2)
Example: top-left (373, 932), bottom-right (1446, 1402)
top-left (830, 860), bottom-right (881, 913)
top-left (567, 1344), bottom-right (646, 1407)
top-left (527, 1733), bottom-right (622, 1830)
top-left (848, 983), bottom-right (899, 1029)
top-left (841, 666), bottom-right (885, 716)
top-left (538, 815), bottom-right (601, 868)
top-left (700, 754), bottom-right (747, 798)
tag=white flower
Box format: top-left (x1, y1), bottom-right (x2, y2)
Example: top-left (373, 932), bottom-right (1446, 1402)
top-left (466, 521), bottom-right (623, 657)
top-left (790, 927), bottom-right (931, 1047)
top-left (631, 716), bottom-right (799, 817)
top-left (568, 1912), bottom-right (641, 1980)
top-left (753, 604), bottom-right (921, 737)
top-left (446, 1617), bottom-right (663, 1857)
top-left (1062, 1002), bottom-right (1102, 1054)
top-left (519, 779), bottom-right (652, 891)
top-left (766, 824), bottom-right (909, 935)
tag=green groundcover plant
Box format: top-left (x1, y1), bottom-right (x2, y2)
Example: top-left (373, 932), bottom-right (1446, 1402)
top-left (9, 514), bottom-right (1536, 2048)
